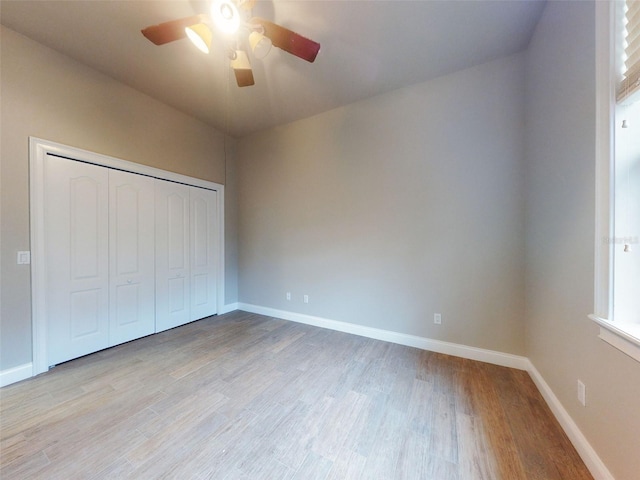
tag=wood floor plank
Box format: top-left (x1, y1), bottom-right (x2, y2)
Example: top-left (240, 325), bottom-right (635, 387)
top-left (126, 410), bottom-right (229, 478)
top-left (429, 392), bottom-right (459, 464)
top-left (41, 390), bottom-right (164, 464)
top-left (326, 449), bottom-right (367, 480)
top-left (407, 378), bottom-right (436, 436)
top-left (0, 450), bottom-right (51, 479)
top-left (261, 401), bottom-right (312, 461)
top-left (0, 311), bottom-right (593, 480)
top-left (276, 396), bottom-right (336, 469)
top-left (291, 451), bottom-right (333, 480)
top-left (343, 390), bottom-right (388, 458)
top-left (126, 393), bottom-right (228, 466)
top-left (311, 390), bottom-right (369, 461)
top-left (0, 384), bottom-right (115, 441)
top-left (168, 408), bottom-right (258, 478)
top-left (90, 456), bottom-right (136, 480)
top-left (232, 458), bottom-right (294, 480)
top-left (425, 453), bottom-right (460, 480)
top-left (469, 362), bottom-right (530, 480)
top-left (395, 428), bottom-right (430, 479)
top-left (386, 364), bottom-right (417, 413)
top-left (236, 400), bottom-right (307, 475)
top-left (456, 412), bottom-right (497, 480)
top-left (360, 406), bottom-right (407, 479)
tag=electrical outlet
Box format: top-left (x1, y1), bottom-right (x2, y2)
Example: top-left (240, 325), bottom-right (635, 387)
top-left (286, 292), bottom-right (291, 301)
top-left (577, 380), bottom-right (586, 406)
top-left (303, 295), bottom-right (309, 304)
top-left (434, 313), bottom-right (442, 325)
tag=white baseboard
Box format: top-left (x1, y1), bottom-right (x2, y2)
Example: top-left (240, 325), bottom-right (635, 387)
top-left (526, 361), bottom-right (614, 480)
top-left (220, 302), bottom-right (239, 315)
top-left (237, 303), bottom-right (529, 370)
top-left (0, 363), bottom-right (33, 388)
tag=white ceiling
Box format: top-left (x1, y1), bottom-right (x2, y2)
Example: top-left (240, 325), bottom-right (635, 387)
top-left (0, 0), bottom-right (545, 137)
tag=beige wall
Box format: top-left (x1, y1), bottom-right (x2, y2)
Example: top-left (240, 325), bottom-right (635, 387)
top-left (0, 26), bottom-right (235, 370)
top-left (224, 137), bottom-right (239, 304)
top-left (524, 2), bottom-right (640, 478)
top-left (237, 54), bottom-right (527, 356)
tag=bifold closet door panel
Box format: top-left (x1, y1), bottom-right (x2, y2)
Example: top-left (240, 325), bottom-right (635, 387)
top-left (190, 187), bottom-right (218, 320)
top-left (155, 180), bottom-right (191, 332)
top-left (44, 156), bottom-right (110, 366)
top-left (109, 170), bottom-right (156, 345)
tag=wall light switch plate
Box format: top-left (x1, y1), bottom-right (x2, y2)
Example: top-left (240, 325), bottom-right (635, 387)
top-left (434, 313), bottom-right (442, 325)
top-left (577, 380), bottom-right (586, 406)
top-left (17, 251), bottom-right (31, 265)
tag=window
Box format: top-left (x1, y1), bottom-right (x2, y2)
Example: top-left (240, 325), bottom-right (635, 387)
top-left (592, 0), bottom-right (640, 362)
top-left (617, 0), bottom-right (640, 103)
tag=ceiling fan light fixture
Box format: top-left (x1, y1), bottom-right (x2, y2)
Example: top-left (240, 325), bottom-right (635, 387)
top-left (185, 23), bottom-right (212, 53)
top-left (249, 31), bottom-right (272, 59)
top-left (231, 50), bottom-right (255, 86)
top-left (231, 49), bottom-right (251, 70)
top-left (212, 0), bottom-right (241, 35)
top-left (238, 0), bottom-right (257, 11)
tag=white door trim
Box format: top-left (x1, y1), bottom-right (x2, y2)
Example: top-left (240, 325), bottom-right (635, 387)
top-left (29, 137), bottom-right (225, 375)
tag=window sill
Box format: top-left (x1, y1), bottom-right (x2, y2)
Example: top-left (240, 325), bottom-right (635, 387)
top-left (589, 314), bottom-right (640, 363)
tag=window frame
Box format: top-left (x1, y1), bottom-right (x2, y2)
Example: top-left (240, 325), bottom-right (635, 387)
top-left (591, 0), bottom-right (640, 363)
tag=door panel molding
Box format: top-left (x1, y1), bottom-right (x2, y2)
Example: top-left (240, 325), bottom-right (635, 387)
top-left (109, 169), bottom-right (156, 346)
top-left (155, 181), bottom-right (191, 332)
top-left (43, 157), bottom-right (110, 366)
top-left (190, 187), bottom-right (218, 321)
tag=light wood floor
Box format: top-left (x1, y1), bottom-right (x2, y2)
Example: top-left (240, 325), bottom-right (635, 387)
top-left (0, 311), bottom-right (592, 479)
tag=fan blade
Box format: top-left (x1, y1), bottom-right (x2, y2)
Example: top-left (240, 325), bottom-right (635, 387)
top-left (251, 18), bottom-right (320, 63)
top-left (231, 50), bottom-right (255, 87)
top-left (142, 15), bottom-right (207, 45)
top-left (234, 68), bottom-right (255, 87)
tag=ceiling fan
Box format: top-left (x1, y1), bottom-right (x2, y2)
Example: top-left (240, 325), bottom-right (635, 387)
top-left (141, 0), bottom-right (320, 87)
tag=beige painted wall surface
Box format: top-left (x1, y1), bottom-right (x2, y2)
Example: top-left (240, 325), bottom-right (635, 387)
top-left (524, 2), bottom-right (640, 478)
top-left (0, 26), bottom-right (232, 370)
top-left (237, 54), bottom-right (527, 355)
top-left (224, 138), bottom-right (239, 304)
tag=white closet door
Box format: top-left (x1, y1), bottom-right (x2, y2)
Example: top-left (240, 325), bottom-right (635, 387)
top-left (190, 187), bottom-right (218, 320)
top-left (155, 180), bottom-right (190, 332)
top-left (44, 156), bottom-right (109, 366)
top-left (109, 170), bottom-right (156, 345)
